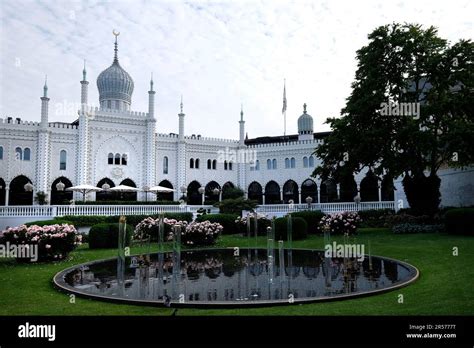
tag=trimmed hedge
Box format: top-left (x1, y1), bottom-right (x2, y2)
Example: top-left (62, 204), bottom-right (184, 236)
top-left (392, 223), bottom-right (445, 234)
top-left (88, 223), bottom-right (133, 249)
top-left (274, 217), bottom-right (308, 241)
top-left (62, 213), bottom-right (193, 228)
top-left (445, 208), bottom-right (474, 235)
top-left (289, 211), bottom-right (324, 234)
top-left (196, 214), bottom-right (240, 235)
top-left (25, 219), bottom-right (72, 227)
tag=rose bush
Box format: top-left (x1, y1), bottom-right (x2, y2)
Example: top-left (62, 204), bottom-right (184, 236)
top-left (180, 220), bottom-right (223, 246)
top-left (319, 212), bottom-right (362, 236)
top-left (0, 223), bottom-right (80, 261)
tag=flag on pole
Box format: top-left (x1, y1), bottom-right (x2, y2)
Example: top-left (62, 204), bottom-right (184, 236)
top-left (282, 79), bottom-right (287, 114)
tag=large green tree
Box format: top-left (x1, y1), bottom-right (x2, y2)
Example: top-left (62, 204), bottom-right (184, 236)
top-left (313, 23), bottom-right (473, 215)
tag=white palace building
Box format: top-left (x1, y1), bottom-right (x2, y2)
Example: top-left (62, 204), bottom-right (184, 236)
top-left (0, 35), bottom-right (473, 213)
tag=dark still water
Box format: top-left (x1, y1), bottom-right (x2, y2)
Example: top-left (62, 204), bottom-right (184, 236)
top-left (55, 248), bottom-right (418, 307)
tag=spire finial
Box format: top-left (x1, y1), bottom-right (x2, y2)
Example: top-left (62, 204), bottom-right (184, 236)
top-left (82, 59), bottom-right (87, 81)
top-left (180, 95), bottom-right (183, 114)
top-left (150, 72), bottom-right (154, 91)
top-left (303, 103), bottom-right (307, 114)
top-left (240, 103), bottom-right (244, 121)
top-left (112, 29), bottom-right (120, 63)
top-left (43, 75), bottom-right (48, 97)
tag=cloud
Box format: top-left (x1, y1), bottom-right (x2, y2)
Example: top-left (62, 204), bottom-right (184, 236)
top-left (0, 0), bottom-right (472, 139)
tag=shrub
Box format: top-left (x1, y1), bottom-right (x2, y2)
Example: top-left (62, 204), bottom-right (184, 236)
top-left (358, 209), bottom-right (394, 228)
top-left (319, 212), bottom-right (362, 236)
top-left (392, 223), bottom-right (445, 234)
top-left (196, 214), bottom-right (240, 235)
top-left (88, 223), bottom-right (133, 249)
top-left (215, 197), bottom-right (258, 215)
top-left (445, 208), bottom-right (474, 235)
top-left (0, 224), bottom-right (80, 262)
top-left (25, 219), bottom-right (72, 227)
top-left (222, 187), bottom-right (245, 200)
top-left (180, 221), bottom-right (223, 246)
top-left (290, 211), bottom-right (325, 234)
top-left (235, 213), bottom-right (272, 236)
top-left (133, 217), bottom-right (185, 241)
top-left (274, 217), bottom-right (308, 241)
top-left (384, 213), bottom-right (434, 227)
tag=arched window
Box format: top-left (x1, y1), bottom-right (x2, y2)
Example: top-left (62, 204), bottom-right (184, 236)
top-left (255, 160), bottom-right (260, 171)
top-left (224, 160), bottom-right (228, 170)
top-left (212, 159), bottom-right (217, 170)
top-left (291, 157), bottom-right (296, 168)
top-left (228, 162), bottom-right (233, 171)
top-left (309, 155), bottom-right (314, 167)
top-left (15, 147), bottom-right (22, 161)
top-left (114, 153), bottom-right (120, 165)
top-left (190, 158), bottom-right (194, 168)
top-left (59, 150), bottom-right (67, 170)
top-left (303, 156), bottom-right (308, 168)
top-left (163, 156), bottom-right (169, 174)
top-left (121, 154), bottom-right (127, 165)
top-left (207, 159), bottom-right (211, 169)
top-left (267, 159), bottom-right (271, 170)
top-left (0, 146), bottom-right (3, 160)
top-left (23, 148), bottom-right (31, 161)
top-left (108, 153), bottom-right (114, 165)
top-left (195, 159), bottom-right (200, 169)
top-left (272, 159), bottom-right (277, 169)
top-left (285, 158), bottom-right (290, 169)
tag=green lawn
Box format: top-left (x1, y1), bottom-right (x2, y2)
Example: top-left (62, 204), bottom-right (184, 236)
top-left (0, 228), bottom-right (472, 316)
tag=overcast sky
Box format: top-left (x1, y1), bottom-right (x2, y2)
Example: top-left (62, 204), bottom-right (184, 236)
top-left (0, 0), bottom-right (472, 139)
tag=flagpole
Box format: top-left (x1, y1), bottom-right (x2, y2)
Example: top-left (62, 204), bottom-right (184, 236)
top-left (282, 78), bottom-right (287, 137)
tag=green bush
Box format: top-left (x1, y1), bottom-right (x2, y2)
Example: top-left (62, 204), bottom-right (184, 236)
top-left (222, 187), bottom-right (245, 200)
top-left (274, 217), bottom-right (308, 241)
top-left (384, 213), bottom-right (434, 227)
top-left (392, 223), bottom-right (445, 234)
top-left (358, 209), bottom-right (394, 228)
top-left (196, 213), bottom-right (240, 235)
top-left (289, 211), bottom-right (324, 234)
top-left (445, 208), bottom-right (474, 235)
top-left (88, 223), bottom-right (133, 249)
top-left (25, 219), bottom-right (72, 227)
top-left (214, 197), bottom-right (258, 215)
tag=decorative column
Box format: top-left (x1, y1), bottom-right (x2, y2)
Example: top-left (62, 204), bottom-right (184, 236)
top-left (262, 190), bottom-right (266, 205)
top-left (36, 77), bottom-right (51, 202)
top-left (378, 185), bottom-right (382, 202)
top-left (298, 189), bottom-right (302, 204)
top-left (177, 97), bottom-right (186, 201)
top-left (336, 183), bottom-right (341, 201)
top-left (4, 182), bottom-right (9, 206)
top-left (144, 75), bottom-right (157, 201)
top-left (77, 68), bottom-right (90, 192)
top-left (317, 181), bottom-right (321, 203)
top-left (280, 189), bottom-right (283, 203)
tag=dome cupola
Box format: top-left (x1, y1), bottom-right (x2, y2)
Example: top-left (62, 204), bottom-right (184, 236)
top-left (297, 103), bottom-right (314, 134)
top-left (97, 31), bottom-right (134, 111)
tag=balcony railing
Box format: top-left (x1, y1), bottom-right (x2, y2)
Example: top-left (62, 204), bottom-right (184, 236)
top-left (0, 201), bottom-right (395, 218)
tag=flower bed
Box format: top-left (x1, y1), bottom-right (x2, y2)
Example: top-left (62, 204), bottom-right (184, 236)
top-left (319, 212), bottom-right (362, 236)
top-left (133, 217), bottom-right (183, 241)
top-left (180, 220), bottom-right (223, 246)
top-left (0, 224), bottom-right (80, 262)
top-left (235, 213), bottom-right (271, 236)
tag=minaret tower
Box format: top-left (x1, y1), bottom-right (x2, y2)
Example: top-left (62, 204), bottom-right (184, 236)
top-left (77, 63), bottom-right (90, 191)
top-left (237, 104), bottom-right (246, 194)
top-left (177, 96), bottom-right (186, 200)
top-left (36, 76), bottom-right (51, 201)
top-left (144, 74), bottom-right (157, 200)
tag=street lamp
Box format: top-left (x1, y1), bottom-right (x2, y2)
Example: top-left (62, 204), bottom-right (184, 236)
top-left (306, 196), bottom-right (313, 209)
top-left (213, 187), bottom-right (221, 202)
top-left (24, 182), bottom-right (33, 192)
top-left (56, 180), bottom-right (65, 191)
top-left (198, 186), bottom-right (205, 206)
top-left (354, 194), bottom-right (361, 211)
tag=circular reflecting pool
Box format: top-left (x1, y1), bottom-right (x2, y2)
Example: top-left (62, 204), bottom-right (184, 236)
top-left (54, 248), bottom-right (418, 307)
